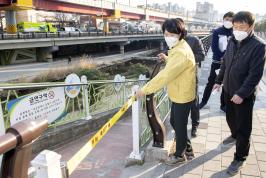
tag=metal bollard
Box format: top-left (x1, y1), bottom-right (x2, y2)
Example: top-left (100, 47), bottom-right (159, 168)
top-left (61, 162), bottom-right (69, 178)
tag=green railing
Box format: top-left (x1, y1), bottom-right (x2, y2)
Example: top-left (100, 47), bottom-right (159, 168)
top-left (0, 75), bottom-right (170, 150)
top-left (0, 76), bottom-right (168, 124)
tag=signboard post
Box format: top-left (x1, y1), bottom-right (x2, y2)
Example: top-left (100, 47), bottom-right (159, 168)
top-left (81, 75), bottom-right (91, 120)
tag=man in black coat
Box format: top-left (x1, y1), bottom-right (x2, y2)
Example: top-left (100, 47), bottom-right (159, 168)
top-left (184, 34), bottom-right (205, 137)
top-left (213, 11), bottom-right (266, 176)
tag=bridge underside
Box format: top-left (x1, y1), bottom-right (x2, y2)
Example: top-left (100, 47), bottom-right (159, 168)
top-left (33, 0), bottom-right (112, 16)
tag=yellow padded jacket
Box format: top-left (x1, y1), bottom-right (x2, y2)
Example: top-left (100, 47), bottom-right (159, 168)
top-left (141, 39), bottom-right (196, 103)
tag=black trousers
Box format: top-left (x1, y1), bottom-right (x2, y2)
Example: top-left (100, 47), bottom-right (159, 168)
top-left (201, 62), bottom-right (225, 107)
top-left (191, 96), bottom-right (199, 128)
top-left (170, 101), bottom-right (193, 157)
top-left (191, 66), bottom-right (199, 127)
top-left (224, 92), bottom-right (255, 161)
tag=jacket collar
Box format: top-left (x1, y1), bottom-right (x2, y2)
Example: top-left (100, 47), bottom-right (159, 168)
top-left (233, 31), bottom-right (254, 47)
top-left (222, 26), bottom-right (233, 33)
top-left (170, 39), bottom-right (185, 49)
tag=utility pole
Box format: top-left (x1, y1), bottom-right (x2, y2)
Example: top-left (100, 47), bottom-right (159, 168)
top-left (168, 2), bottom-right (171, 18)
top-left (145, 0), bottom-right (148, 21)
top-left (146, 0), bottom-right (148, 9)
top-left (101, 0), bottom-right (103, 21)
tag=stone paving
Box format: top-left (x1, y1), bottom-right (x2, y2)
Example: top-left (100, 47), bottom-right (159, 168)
top-left (57, 51), bottom-right (266, 178)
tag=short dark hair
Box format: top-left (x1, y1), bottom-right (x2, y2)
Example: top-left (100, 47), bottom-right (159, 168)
top-left (162, 18), bottom-right (186, 40)
top-left (223, 11), bottom-right (234, 19)
top-left (233, 11), bottom-right (255, 26)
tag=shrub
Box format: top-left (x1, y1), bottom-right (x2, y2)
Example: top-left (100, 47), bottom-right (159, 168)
top-left (76, 68), bottom-right (109, 80)
top-left (125, 63), bottom-right (150, 78)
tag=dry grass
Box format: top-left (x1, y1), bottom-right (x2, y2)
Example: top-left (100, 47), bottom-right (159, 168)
top-left (16, 55), bottom-right (96, 83)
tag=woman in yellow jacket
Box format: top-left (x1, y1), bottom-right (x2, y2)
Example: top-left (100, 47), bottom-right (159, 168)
top-left (135, 18), bottom-right (196, 165)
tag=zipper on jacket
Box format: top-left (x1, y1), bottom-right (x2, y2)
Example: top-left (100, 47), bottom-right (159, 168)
top-left (227, 42), bottom-right (240, 96)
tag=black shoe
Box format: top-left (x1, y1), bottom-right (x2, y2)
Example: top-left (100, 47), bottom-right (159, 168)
top-left (199, 102), bottom-right (206, 109)
top-left (165, 155), bottom-right (186, 166)
top-left (220, 105), bottom-right (226, 112)
top-left (227, 160), bottom-right (246, 176)
top-left (185, 150), bottom-right (195, 161)
top-left (191, 127), bottom-right (197, 138)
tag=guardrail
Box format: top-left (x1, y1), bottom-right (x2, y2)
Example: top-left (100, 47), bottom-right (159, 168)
top-left (200, 34), bottom-right (212, 55)
top-left (0, 31), bottom-right (162, 40)
top-left (0, 77), bottom-right (149, 128)
top-left (256, 32), bottom-right (266, 40)
top-left (0, 31), bottom-right (210, 40)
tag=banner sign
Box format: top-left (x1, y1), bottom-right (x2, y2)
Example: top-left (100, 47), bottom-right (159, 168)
top-left (7, 87), bottom-right (66, 126)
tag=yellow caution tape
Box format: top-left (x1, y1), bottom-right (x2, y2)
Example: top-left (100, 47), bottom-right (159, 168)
top-left (67, 96), bottom-right (136, 175)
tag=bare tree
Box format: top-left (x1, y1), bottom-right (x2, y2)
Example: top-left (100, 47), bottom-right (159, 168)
top-left (71, 14), bottom-right (80, 28)
top-left (55, 12), bottom-right (70, 28)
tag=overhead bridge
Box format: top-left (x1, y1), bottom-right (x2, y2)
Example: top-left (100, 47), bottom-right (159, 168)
top-left (0, 32), bottom-right (210, 50)
top-left (0, 32), bottom-right (210, 65)
top-left (0, 33), bottom-right (164, 50)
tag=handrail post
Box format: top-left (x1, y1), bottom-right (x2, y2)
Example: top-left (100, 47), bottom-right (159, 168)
top-left (0, 98), bottom-right (5, 169)
top-left (129, 85), bottom-right (144, 161)
top-left (81, 76), bottom-right (91, 120)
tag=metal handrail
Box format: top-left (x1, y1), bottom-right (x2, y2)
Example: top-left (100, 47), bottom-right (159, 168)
top-left (0, 79), bottom-right (150, 90)
top-left (0, 119), bottom-right (48, 178)
top-left (0, 31), bottom-right (210, 40)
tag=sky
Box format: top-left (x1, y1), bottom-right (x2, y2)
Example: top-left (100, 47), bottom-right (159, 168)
top-left (128, 0), bottom-right (266, 15)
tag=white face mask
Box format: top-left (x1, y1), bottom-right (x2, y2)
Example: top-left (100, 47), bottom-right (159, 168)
top-left (164, 36), bottom-right (179, 48)
top-left (223, 20), bottom-right (233, 29)
top-left (233, 30), bottom-right (249, 41)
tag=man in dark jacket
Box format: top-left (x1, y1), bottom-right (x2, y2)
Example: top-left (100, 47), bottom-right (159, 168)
top-left (185, 34), bottom-right (205, 137)
top-left (199, 12), bottom-right (234, 111)
top-left (213, 11), bottom-right (266, 175)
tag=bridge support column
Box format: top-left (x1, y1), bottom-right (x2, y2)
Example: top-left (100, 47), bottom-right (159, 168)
top-left (120, 44), bottom-right (125, 54)
top-left (146, 42), bottom-right (152, 50)
top-left (37, 46), bottom-right (58, 62)
top-left (5, 11), bottom-right (17, 34)
top-left (105, 45), bottom-right (110, 53)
